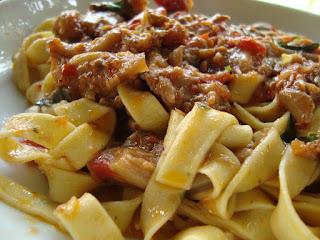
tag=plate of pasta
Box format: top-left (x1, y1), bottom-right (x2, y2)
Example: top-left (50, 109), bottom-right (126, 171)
top-left (0, 0), bottom-right (320, 239)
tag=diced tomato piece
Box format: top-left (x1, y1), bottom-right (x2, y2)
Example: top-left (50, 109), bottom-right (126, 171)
top-left (155, 0), bottom-right (193, 12)
top-left (87, 153), bottom-right (119, 181)
top-left (61, 63), bottom-right (78, 77)
top-left (20, 139), bottom-right (46, 149)
top-left (199, 32), bottom-right (210, 41)
top-left (237, 37), bottom-right (267, 57)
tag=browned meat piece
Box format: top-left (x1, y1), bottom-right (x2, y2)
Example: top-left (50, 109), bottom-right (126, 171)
top-left (81, 11), bottom-right (124, 38)
top-left (123, 131), bottom-right (163, 159)
top-left (155, 0), bottom-right (193, 12)
top-left (88, 147), bottom-right (156, 189)
top-left (53, 10), bottom-right (84, 42)
top-left (136, 9), bottom-right (188, 49)
top-left (49, 4), bottom-right (320, 130)
top-left (142, 51), bottom-right (231, 112)
top-left (292, 139), bottom-right (320, 160)
top-left (119, 30), bottom-right (153, 53)
top-left (278, 88), bottom-right (315, 127)
top-left (48, 34), bottom-right (149, 102)
top-left (127, 0), bottom-right (148, 15)
top-left (53, 8), bottom-right (124, 42)
top-left (88, 131), bottom-right (163, 188)
top-left (172, 12), bottom-right (222, 36)
top-left (251, 59), bottom-right (320, 124)
top-left (274, 62), bottom-right (320, 90)
top-left (54, 51), bottom-right (148, 101)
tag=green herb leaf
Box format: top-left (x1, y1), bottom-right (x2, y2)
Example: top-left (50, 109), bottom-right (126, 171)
top-left (104, 1), bottom-right (124, 11)
top-left (91, 1), bottom-right (125, 12)
top-left (278, 41), bottom-right (319, 53)
top-left (224, 65), bottom-right (232, 72)
top-left (35, 88), bottom-right (71, 108)
top-left (298, 133), bottom-right (320, 142)
top-left (281, 114), bottom-right (296, 143)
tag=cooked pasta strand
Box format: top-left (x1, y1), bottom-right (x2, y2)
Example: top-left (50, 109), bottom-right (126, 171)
top-left (156, 103), bottom-right (237, 190)
top-left (0, 174), bottom-right (62, 229)
top-left (55, 193), bottom-right (124, 240)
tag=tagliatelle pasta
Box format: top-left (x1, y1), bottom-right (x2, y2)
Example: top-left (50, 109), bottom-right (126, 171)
top-left (270, 147), bottom-right (320, 240)
top-left (54, 193), bottom-right (125, 240)
top-left (1, 0), bottom-right (320, 240)
top-left (141, 109), bottom-right (185, 240)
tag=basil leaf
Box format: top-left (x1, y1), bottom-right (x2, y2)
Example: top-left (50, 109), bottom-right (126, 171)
top-left (278, 41), bottom-right (319, 53)
top-left (298, 133), bottom-right (320, 142)
top-left (91, 1), bottom-right (125, 12)
top-left (35, 88), bottom-right (71, 107)
top-left (281, 115), bottom-right (296, 143)
top-left (224, 65), bottom-right (232, 72)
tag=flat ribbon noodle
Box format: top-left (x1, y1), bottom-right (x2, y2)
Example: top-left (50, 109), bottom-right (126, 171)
top-left (189, 143), bottom-right (240, 200)
top-left (3, 113), bottom-right (75, 149)
top-left (297, 106), bottom-right (320, 137)
top-left (270, 146), bottom-right (320, 240)
top-left (141, 110), bottom-right (185, 240)
top-left (0, 136), bottom-right (50, 163)
top-left (232, 103), bottom-right (289, 134)
top-left (179, 200), bottom-right (276, 240)
top-left (102, 195), bottom-right (142, 233)
top-left (294, 194), bottom-right (320, 226)
top-left (202, 129), bottom-right (284, 219)
top-left (235, 188), bottom-right (274, 213)
top-left (246, 95), bottom-right (284, 122)
top-left (172, 225), bottom-right (231, 240)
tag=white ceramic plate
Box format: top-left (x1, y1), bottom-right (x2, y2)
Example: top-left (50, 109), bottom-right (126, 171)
top-left (0, 0), bottom-right (319, 239)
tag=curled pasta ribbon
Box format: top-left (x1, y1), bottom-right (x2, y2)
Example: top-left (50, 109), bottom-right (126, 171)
top-left (2, 113), bottom-right (76, 149)
top-left (0, 100), bottom-right (114, 169)
top-left (156, 103), bottom-right (238, 190)
top-left (201, 129), bottom-right (284, 219)
top-left (102, 195), bottom-right (142, 233)
top-left (232, 103), bottom-right (289, 134)
top-left (217, 125), bottom-right (253, 149)
top-left (0, 174), bottom-right (62, 229)
top-left (34, 17), bottom-right (56, 32)
top-left (0, 136), bottom-right (50, 163)
top-left (179, 200), bottom-right (276, 240)
top-left (297, 106), bottom-right (320, 137)
top-left (234, 188), bottom-right (274, 213)
top-left (294, 194), bottom-right (320, 227)
top-left (118, 84), bottom-right (170, 134)
top-left (270, 147), bottom-right (320, 240)
top-left (245, 95), bottom-right (284, 122)
top-left (141, 110), bottom-right (185, 240)
top-left (229, 71), bottom-right (264, 104)
top-left (189, 143), bottom-right (240, 200)
top-left (53, 98), bottom-right (115, 126)
top-left (39, 164), bottom-right (98, 203)
top-left (12, 49), bottom-right (31, 93)
top-left (54, 193), bottom-right (124, 240)
top-left (13, 31), bottom-right (54, 93)
top-left (142, 104), bottom-right (237, 240)
top-left (172, 225), bottom-right (232, 240)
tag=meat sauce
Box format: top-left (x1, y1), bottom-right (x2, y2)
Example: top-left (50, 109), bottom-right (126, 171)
top-left (49, 0), bottom-right (320, 181)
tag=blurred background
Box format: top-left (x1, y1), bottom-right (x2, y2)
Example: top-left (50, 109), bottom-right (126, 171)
top-left (258, 0), bottom-right (320, 15)
top-left (0, 0), bottom-right (319, 15)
